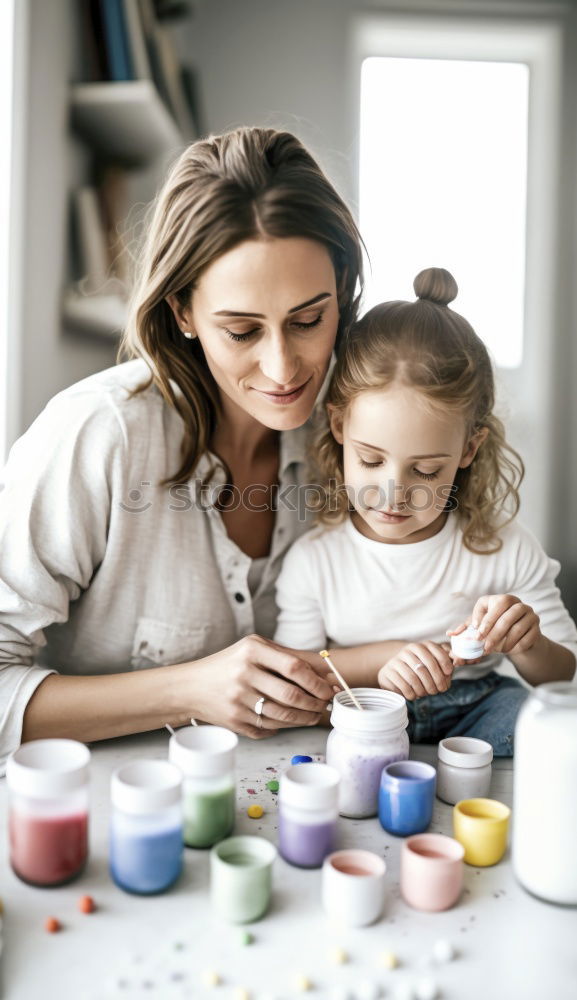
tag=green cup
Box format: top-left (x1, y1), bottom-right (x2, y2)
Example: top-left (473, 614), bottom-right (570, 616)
top-left (210, 835), bottom-right (276, 923)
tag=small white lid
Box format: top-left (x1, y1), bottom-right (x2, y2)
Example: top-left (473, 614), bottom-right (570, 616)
top-left (111, 759), bottom-right (182, 815)
top-left (450, 627), bottom-right (485, 659)
top-left (330, 689), bottom-right (408, 736)
top-left (169, 725), bottom-right (238, 777)
top-left (279, 763), bottom-right (340, 810)
top-left (438, 736), bottom-right (493, 768)
top-left (6, 739), bottom-right (90, 798)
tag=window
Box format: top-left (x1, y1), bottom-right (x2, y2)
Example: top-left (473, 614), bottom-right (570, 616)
top-left (359, 56), bottom-right (529, 369)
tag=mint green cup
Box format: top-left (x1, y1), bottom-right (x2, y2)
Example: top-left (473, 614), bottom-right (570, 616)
top-left (210, 835), bottom-right (276, 923)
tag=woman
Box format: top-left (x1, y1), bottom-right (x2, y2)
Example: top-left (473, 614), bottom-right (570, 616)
top-left (0, 126), bottom-right (391, 771)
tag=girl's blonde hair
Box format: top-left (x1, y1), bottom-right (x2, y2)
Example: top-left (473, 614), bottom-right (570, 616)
top-left (118, 126), bottom-right (364, 484)
top-left (314, 267), bottom-right (524, 553)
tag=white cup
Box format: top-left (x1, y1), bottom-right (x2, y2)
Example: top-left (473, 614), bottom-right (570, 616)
top-left (322, 849), bottom-right (386, 927)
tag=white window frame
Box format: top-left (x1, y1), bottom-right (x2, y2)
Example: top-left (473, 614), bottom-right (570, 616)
top-left (350, 13), bottom-right (563, 544)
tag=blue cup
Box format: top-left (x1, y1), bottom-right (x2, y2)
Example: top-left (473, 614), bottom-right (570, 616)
top-left (378, 761), bottom-right (437, 836)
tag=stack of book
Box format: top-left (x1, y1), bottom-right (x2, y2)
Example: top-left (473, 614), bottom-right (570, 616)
top-left (80, 0), bottom-right (199, 138)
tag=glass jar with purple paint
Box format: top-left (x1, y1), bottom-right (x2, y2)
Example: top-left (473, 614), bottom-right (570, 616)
top-left (326, 689), bottom-right (409, 818)
top-left (278, 763), bottom-right (340, 868)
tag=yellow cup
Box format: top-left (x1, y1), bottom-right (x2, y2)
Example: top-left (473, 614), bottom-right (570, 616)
top-left (453, 798), bottom-right (511, 866)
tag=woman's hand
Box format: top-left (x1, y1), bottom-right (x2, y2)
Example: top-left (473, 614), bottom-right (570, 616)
top-left (450, 594), bottom-right (541, 657)
top-left (182, 634), bottom-right (334, 739)
top-left (377, 641), bottom-right (454, 701)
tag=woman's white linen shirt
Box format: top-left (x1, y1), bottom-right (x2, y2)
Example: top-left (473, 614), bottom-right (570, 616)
top-left (0, 360), bottom-right (313, 771)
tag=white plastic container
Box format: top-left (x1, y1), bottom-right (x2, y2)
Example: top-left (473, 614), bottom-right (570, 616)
top-left (109, 760), bottom-right (183, 895)
top-left (6, 739), bottom-right (90, 887)
top-left (326, 689), bottom-right (409, 818)
top-left (278, 763), bottom-right (340, 868)
top-left (436, 737), bottom-right (493, 805)
top-left (169, 726), bottom-right (237, 848)
top-left (450, 626), bottom-right (485, 660)
top-left (513, 682), bottom-right (577, 904)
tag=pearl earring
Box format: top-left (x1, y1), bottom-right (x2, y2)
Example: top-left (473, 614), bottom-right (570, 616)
top-left (182, 330), bottom-right (194, 339)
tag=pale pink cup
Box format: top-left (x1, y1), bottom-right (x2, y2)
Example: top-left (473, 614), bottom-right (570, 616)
top-left (400, 832), bottom-right (464, 911)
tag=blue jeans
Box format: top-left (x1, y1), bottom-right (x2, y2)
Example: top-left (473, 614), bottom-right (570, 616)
top-left (406, 672), bottom-right (529, 756)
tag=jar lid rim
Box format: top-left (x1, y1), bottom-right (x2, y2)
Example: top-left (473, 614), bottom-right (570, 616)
top-left (534, 681), bottom-right (577, 708)
top-left (330, 688), bottom-right (408, 734)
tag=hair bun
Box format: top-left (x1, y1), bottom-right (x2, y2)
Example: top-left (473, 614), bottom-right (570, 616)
top-left (413, 267), bottom-right (458, 307)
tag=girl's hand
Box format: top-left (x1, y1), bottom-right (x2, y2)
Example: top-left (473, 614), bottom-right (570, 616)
top-left (183, 635), bottom-right (333, 739)
top-left (450, 594), bottom-right (541, 657)
top-left (377, 641), bottom-right (454, 701)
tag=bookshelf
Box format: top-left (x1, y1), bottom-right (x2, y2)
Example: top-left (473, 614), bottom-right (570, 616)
top-left (64, 1), bottom-right (197, 339)
top-left (62, 288), bottom-right (129, 339)
top-left (70, 80), bottom-right (183, 164)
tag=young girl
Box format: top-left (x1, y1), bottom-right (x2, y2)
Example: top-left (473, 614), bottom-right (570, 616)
top-left (274, 267), bottom-right (577, 754)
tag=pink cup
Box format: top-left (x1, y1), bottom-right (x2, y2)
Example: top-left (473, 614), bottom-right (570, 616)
top-left (400, 833), bottom-right (464, 911)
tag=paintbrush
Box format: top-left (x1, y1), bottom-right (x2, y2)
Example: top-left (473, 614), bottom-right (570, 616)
top-left (319, 649), bottom-right (364, 711)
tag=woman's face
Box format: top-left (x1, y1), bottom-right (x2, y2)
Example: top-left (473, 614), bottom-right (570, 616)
top-left (169, 237), bottom-right (340, 431)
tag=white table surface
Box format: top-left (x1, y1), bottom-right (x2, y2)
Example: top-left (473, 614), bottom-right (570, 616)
top-left (0, 728), bottom-right (576, 1000)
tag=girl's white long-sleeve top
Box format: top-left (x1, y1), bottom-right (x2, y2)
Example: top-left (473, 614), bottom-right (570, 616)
top-left (274, 515), bottom-right (577, 679)
top-left (0, 360), bottom-right (314, 773)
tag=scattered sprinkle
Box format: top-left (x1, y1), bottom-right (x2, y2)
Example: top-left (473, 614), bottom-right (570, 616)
top-left (357, 981), bottom-right (380, 1000)
top-left (247, 788), bottom-right (257, 795)
top-left (174, 941), bottom-right (185, 951)
top-left (432, 939), bottom-right (455, 964)
top-left (380, 950), bottom-right (399, 969)
top-left (238, 930), bottom-right (253, 946)
top-left (266, 780), bottom-right (279, 793)
top-left (295, 974), bottom-right (312, 992)
top-left (202, 970), bottom-right (221, 987)
top-left (78, 895), bottom-right (95, 914)
top-left (247, 804), bottom-right (264, 819)
top-left (265, 767), bottom-right (277, 772)
top-left (291, 755), bottom-right (313, 765)
top-left (414, 977), bottom-right (439, 1000)
top-left (329, 989), bottom-right (352, 1000)
top-left (392, 984), bottom-right (415, 1000)
top-left (329, 946), bottom-right (348, 965)
top-left (44, 916), bottom-right (61, 933)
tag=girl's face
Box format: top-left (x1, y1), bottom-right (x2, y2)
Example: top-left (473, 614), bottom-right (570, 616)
top-left (332, 384), bottom-right (486, 545)
top-left (168, 237), bottom-right (339, 432)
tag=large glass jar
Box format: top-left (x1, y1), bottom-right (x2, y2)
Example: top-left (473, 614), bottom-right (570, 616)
top-left (6, 739), bottom-right (90, 887)
top-left (513, 682), bottom-right (577, 904)
top-left (326, 689), bottom-right (409, 818)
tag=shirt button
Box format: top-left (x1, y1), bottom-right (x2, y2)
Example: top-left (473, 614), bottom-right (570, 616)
top-left (234, 592), bottom-right (246, 604)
